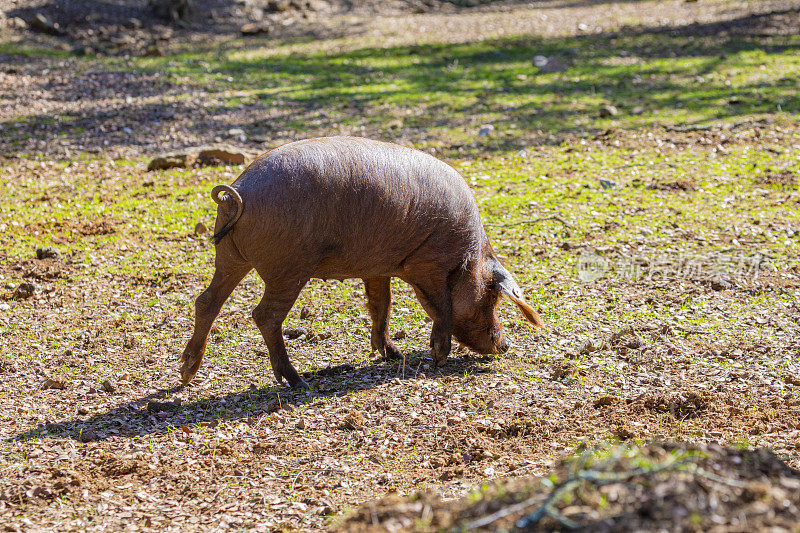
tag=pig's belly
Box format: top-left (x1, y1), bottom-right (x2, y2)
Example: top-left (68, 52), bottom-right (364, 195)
top-left (310, 248), bottom-right (405, 281)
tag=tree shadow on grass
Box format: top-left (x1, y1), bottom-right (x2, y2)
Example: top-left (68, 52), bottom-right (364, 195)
top-left (2, 6), bottom-right (799, 158)
top-left (8, 351), bottom-right (495, 443)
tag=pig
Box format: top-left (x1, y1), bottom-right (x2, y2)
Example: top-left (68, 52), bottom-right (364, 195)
top-left (180, 137), bottom-right (543, 389)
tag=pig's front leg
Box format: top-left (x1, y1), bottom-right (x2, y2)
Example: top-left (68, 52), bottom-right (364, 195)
top-left (410, 278), bottom-right (452, 367)
top-left (252, 277), bottom-right (310, 389)
top-left (181, 263), bottom-right (252, 385)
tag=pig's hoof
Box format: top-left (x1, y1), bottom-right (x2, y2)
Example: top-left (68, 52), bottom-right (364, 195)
top-left (383, 342), bottom-right (402, 360)
top-left (432, 353), bottom-right (448, 367)
top-left (180, 355), bottom-right (202, 386)
top-left (289, 378), bottom-right (310, 390)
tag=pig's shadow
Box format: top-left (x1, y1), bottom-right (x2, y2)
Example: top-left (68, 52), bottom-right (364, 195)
top-left (9, 351), bottom-right (495, 443)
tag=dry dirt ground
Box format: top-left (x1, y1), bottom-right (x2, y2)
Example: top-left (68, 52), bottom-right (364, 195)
top-left (1, 0), bottom-right (799, 532)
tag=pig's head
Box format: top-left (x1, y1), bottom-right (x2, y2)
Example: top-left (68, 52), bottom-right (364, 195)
top-left (451, 248), bottom-right (543, 354)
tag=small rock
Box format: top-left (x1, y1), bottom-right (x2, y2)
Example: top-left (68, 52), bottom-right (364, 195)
top-left (631, 105), bottom-right (645, 115)
top-left (782, 373), bottom-right (800, 386)
top-left (77, 407), bottom-right (90, 416)
top-left (30, 13), bottom-right (65, 36)
top-left (341, 410), bottom-right (364, 430)
top-left (147, 399), bottom-right (180, 412)
top-left (147, 145), bottom-right (255, 170)
top-left (146, 153), bottom-right (192, 171)
top-left (593, 395), bottom-right (618, 408)
top-left (392, 330), bottom-right (408, 340)
top-left (267, 0), bottom-right (291, 11)
top-left (43, 377), bottom-right (68, 390)
top-left (296, 417), bottom-right (308, 429)
top-left (599, 178), bottom-right (616, 189)
top-left (625, 335), bottom-right (643, 349)
top-left (579, 339), bottom-right (601, 354)
top-left (78, 429), bottom-right (98, 443)
top-left (612, 426), bottom-right (635, 439)
top-left (195, 145), bottom-right (253, 166)
top-left (125, 17), bottom-right (142, 29)
top-left (283, 327), bottom-right (307, 339)
top-left (8, 17), bottom-right (28, 30)
top-left (299, 306), bottom-right (314, 319)
top-left (45, 421), bottom-right (65, 432)
top-left (101, 379), bottom-right (117, 393)
top-left (317, 331), bottom-right (332, 340)
top-left (710, 279), bottom-right (732, 291)
top-left (73, 45), bottom-right (94, 56)
top-left (478, 125), bottom-right (494, 136)
top-left (241, 22), bottom-right (271, 35)
top-left (122, 335), bottom-right (138, 349)
top-left (599, 105), bottom-right (618, 118)
top-left (148, 0), bottom-right (194, 21)
top-left (194, 222), bottom-right (208, 235)
top-left (36, 246), bottom-right (59, 259)
top-left (532, 55), bottom-right (566, 73)
top-left (550, 361), bottom-right (576, 380)
top-left (143, 44), bottom-right (164, 57)
top-left (0, 303), bottom-right (10, 311)
top-left (13, 282), bottom-right (36, 300)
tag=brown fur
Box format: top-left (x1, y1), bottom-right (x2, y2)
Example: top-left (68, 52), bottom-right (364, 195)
top-left (180, 137), bottom-right (543, 388)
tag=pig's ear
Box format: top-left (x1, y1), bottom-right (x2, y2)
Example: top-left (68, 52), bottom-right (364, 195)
top-left (492, 263), bottom-right (544, 327)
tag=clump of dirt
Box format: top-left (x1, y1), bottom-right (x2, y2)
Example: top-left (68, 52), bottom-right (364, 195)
top-left (77, 219), bottom-right (117, 236)
top-left (23, 218), bottom-right (117, 239)
top-left (756, 170), bottom-right (797, 187)
top-left (99, 457), bottom-right (143, 477)
top-left (338, 442), bottom-right (800, 532)
top-left (549, 360), bottom-right (578, 380)
top-left (640, 391), bottom-right (712, 418)
top-left (648, 179), bottom-right (696, 191)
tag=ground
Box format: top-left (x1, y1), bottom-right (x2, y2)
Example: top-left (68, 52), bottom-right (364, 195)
top-left (0, 0), bottom-right (799, 531)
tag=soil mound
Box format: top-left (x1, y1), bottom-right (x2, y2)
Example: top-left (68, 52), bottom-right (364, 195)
top-left (338, 441), bottom-right (800, 532)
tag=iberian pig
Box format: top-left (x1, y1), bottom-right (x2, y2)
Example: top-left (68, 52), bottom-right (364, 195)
top-left (181, 137), bottom-right (543, 388)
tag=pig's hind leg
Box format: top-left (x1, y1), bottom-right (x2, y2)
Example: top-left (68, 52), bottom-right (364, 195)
top-left (252, 276), bottom-right (310, 389)
top-left (181, 261), bottom-right (252, 385)
top-left (364, 277), bottom-right (402, 360)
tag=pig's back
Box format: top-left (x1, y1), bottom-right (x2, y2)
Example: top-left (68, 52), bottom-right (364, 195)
top-left (230, 137), bottom-right (483, 279)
